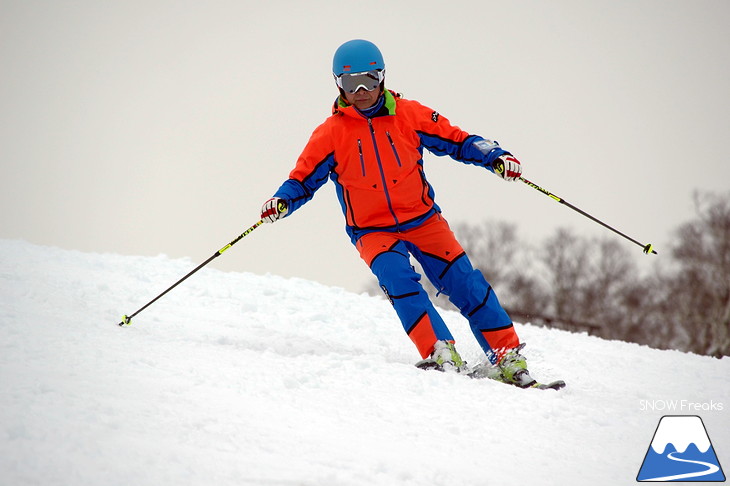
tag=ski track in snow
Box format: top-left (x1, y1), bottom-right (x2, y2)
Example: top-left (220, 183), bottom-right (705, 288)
top-left (0, 239), bottom-right (728, 486)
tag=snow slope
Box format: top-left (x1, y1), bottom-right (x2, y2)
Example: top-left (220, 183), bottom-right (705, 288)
top-left (1, 239), bottom-right (728, 486)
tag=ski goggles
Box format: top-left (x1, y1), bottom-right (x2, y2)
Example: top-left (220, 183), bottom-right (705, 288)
top-left (335, 69), bottom-right (385, 94)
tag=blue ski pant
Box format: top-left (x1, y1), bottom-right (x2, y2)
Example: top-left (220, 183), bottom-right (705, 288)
top-left (355, 214), bottom-right (520, 363)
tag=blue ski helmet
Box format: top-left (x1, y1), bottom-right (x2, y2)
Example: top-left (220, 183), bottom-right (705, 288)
top-left (332, 39), bottom-right (385, 76)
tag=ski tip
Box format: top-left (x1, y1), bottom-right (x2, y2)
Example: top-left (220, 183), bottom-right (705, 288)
top-left (533, 380), bottom-right (566, 391)
top-left (415, 359), bottom-right (470, 374)
top-left (415, 359), bottom-right (443, 372)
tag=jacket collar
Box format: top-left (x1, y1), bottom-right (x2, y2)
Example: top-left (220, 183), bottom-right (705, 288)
top-left (332, 89), bottom-right (399, 118)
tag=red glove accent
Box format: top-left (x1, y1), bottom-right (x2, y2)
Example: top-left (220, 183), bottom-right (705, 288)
top-left (493, 155), bottom-right (522, 181)
top-left (260, 197), bottom-right (288, 223)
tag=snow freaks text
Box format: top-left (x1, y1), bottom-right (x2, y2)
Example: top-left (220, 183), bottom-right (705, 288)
top-left (639, 400), bottom-right (724, 412)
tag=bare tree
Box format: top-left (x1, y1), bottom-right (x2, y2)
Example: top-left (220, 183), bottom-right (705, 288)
top-left (669, 191), bottom-right (730, 356)
top-left (541, 228), bottom-right (592, 320)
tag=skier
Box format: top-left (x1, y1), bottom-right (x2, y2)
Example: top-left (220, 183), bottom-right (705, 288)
top-left (261, 39), bottom-right (545, 388)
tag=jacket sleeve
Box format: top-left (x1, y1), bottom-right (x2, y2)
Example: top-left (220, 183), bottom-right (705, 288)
top-left (409, 100), bottom-right (509, 173)
top-left (272, 121), bottom-right (336, 216)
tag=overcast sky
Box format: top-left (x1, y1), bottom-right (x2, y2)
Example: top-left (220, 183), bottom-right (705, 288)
top-left (2, 0), bottom-right (729, 295)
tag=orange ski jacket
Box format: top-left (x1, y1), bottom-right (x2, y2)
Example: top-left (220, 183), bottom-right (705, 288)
top-left (273, 90), bottom-right (508, 242)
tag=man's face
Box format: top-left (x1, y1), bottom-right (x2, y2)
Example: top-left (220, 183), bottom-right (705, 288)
top-left (344, 86), bottom-right (381, 111)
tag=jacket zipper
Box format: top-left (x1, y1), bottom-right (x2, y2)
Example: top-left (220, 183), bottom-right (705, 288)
top-left (386, 131), bottom-right (402, 167)
top-left (357, 139), bottom-right (366, 177)
top-left (368, 118), bottom-right (400, 228)
top-left (344, 188), bottom-right (357, 226)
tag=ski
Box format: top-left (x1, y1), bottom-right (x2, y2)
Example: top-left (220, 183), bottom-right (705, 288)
top-left (415, 359), bottom-right (566, 391)
top-left (527, 379), bottom-right (567, 391)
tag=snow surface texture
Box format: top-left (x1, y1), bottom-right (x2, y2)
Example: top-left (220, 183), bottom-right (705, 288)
top-left (1, 239), bottom-right (728, 486)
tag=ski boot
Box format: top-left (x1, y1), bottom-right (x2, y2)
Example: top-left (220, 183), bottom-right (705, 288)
top-left (497, 343), bottom-right (536, 388)
top-left (469, 343), bottom-right (566, 390)
top-left (415, 340), bottom-right (467, 373)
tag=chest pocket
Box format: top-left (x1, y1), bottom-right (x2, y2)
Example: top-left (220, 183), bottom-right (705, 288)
top-left (357, 139), bottom-right (366, 177)
top-left (386, 131), bottom-right (402, 168)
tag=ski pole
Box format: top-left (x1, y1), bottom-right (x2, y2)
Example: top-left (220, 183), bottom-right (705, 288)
top-left (518, 176), bottom-right (657, 255)
top-left (118, 219), bottom-right (265, 327)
